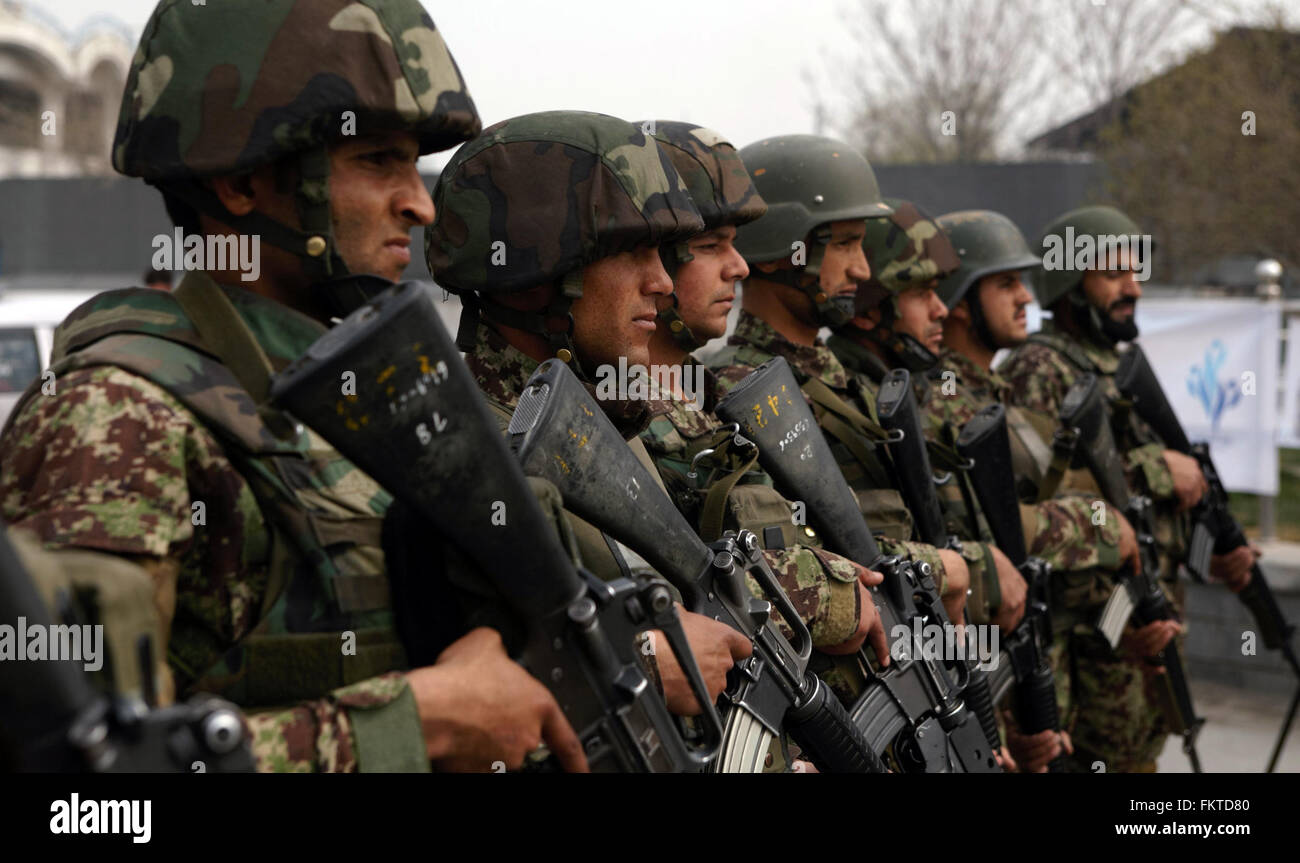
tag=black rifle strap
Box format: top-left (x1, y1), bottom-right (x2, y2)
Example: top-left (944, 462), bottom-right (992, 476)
top-left (1037, 427), bottom-right (1079, 502)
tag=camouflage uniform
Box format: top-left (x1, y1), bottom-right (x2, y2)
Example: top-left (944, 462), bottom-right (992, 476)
top-left (0, 0), bottom-right (481, 772)
top-left (710, 311), bottom-right (949, 587)
top-left (997, 206), bottom-right (1185, 771)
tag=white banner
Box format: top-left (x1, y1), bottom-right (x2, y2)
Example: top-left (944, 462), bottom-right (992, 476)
top-left (1133, 299), bottom-right (1280, 495)
top-left (1279, 316), bottom-right (1300, 448)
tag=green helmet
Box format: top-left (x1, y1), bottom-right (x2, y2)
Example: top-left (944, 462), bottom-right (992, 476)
top-left (113, 0), bottom-right (480, 291)
top-left (642, 120), bottom-right (767, 352)
top-left (1031, 205), bottom-right (1147, 308)
top-left (850, 199), bottom-right (958, 371)
top-left (734, 135), bottom-right (892, 327)
top-left (425, 110), bottom-right (704, 366)
top-left (935, 210), bottom-right (1039, 308)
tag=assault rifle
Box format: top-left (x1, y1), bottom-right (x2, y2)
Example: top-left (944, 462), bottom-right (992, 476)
top-left (715, 357), bottom-right (1001, 773)
top-left (0, 522), bottom-right (253, 773)
top-left (875, 368), bottom-right (1006, 755)
top-left (1117, 342), bottom-right (1299, 772)
top-left (270, 282), bottom-right (719, 773)
top-left (510, 359), bottom-right (886, 773)
top-left (1059, 373), bottom-right (1204, 772)
top-left (955, 404), bottom-right (1063, 759)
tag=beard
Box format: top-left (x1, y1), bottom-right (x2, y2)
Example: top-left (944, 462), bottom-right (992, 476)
top-left (1100, 298), bottom-right (1139, 342)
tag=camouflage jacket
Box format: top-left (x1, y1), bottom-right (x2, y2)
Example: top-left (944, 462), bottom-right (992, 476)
top-left (639, 359), bottom-right (863, 648)
top-left (707, 310), bottom-right (951, 592)
top-left (0, 277), bottom-right (423, 773)
top-left (466, 326), bottom-right (861, 647)
top-left (998, 325), bottom-right (1186, 576)
top-left (823, 331), bottom-right (1001, 622)
top-left (929, 348), bottom-right (1122, 577)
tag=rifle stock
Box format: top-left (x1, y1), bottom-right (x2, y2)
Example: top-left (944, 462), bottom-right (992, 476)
top-left (715, 357), bottom-right (1001, 773)
top-left (270, 282), bottom-right (717, 773)
top-left (509, 358), bottom-right (885, 773)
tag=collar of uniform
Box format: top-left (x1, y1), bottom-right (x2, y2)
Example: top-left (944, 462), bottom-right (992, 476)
top-left (826, 330), bottom-right (891, 384)
top-left (729, 309), bottom-right (849, 389)
top-left (466, 322), bottom-right (658, 438)
top-left (643, 356), bottom-right (719, 441)
top-left (210, 277), bottom-right (329, 370)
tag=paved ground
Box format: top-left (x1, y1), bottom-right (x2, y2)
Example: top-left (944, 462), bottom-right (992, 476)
top-left (1156, 678), bottom-right (1299, 773)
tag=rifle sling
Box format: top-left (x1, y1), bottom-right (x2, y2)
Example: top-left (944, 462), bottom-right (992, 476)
top-left (1037, 428), bottom-right (1079, 502)
top-left (800, 378), bottom-right (894, 489)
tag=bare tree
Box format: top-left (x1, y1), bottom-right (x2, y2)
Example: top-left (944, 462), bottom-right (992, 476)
top-left (817, 0), bottom-right (1050, 163)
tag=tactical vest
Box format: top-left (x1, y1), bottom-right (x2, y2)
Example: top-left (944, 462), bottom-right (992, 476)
top-left (17, 276), bottom-right (403, 707)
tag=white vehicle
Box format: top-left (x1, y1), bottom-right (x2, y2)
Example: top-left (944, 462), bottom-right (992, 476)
top-left (0, 288), bottom-right (105, 427)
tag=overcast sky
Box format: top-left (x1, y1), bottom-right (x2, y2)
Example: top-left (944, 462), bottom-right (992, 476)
top-left (35, 0), bottom-right (1299, 169)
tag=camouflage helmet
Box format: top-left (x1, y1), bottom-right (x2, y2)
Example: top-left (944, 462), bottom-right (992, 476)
top-left (859, 199), bottom-right (960, 313)
top-left (426, 110), bottom-right (704, 365)
top-left (935, 210), bottom-right (1039, 309)
top-left (846, 199), bottom-right (955, 372)
top-left (734, 135), bottom-right (891, 327)
top-left (641, 120), bottom-right (767, 352)
top-left (112, 0), bottom-right (480, 289)
top-left (1031, 205), bottom-right (1147, 308)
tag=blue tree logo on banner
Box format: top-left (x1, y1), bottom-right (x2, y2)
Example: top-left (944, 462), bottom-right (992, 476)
top-left (1187, 339), bottom-right (1241, 433)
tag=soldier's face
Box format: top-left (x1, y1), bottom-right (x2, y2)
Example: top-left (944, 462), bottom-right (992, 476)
top-left (818, 219), bottom-right (872, 302)
top-left (975, 270), bottom-right (1033, 346)
top-left (672, 227), bottom-right (748, 340)
top-left (1081, 249), bottom-right (1142, 324)
top-left (894, 280), bottom-right (947, 353)
top-left (327, 132), bottom-right (435, 282)
top-left (572, 246), bottom-right (674, 368)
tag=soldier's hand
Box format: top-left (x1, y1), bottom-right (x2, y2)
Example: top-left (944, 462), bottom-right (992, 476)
top-left (822, 569), bottom-right (890, 666)
top-left (1005, 721), bottom-right (1071, 773)
top-left (1120, 619), bottom-right (1181, 667)
top-left (1209, 544), bottom-right (1258, 592)
top-left (989, 545), bottom-right (1027, 631)
top-left (653, 607), bottom-right (752, 716)
top-left (1163, 449), bottom-right (1208, 512)
top-left (1114, 510), bottom-right (1140, 575)
top-left (935, 548), bottom-right (970, 624)
top-left (408, 626), bottom-right (589, 773)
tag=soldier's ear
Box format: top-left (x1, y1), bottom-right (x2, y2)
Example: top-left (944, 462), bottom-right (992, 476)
top-left (209, 172), bottom-right (260, 217)
top-left (948, 298), bottom-right (972, 325)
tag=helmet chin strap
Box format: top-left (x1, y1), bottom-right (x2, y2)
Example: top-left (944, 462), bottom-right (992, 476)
top-left (657, 245), bottom-right (705, 352)
top-left (859, 295), bottom-right (939, 373)
top-left (459, 268), bottom-right (594, 381)
top-left (762, 230), bottom-right (855, 328)
top-left (967, 292), bottom-right (1000, 353)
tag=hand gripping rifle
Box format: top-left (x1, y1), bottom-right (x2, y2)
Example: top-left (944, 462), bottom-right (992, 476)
top-left (509, 358), bottom-right (886, 773)
top-left (1059, 372), bottom-right (1205, 772)
top-left (270, 282), bottom-right (720, 773)
top-left (1117, 343), bottom-right (1299, 772)
top-left (715, 357), bottom-right (1001, 773)
top-left (954, 404), bottom-right (1063, 765)
top-left (0, 522), bottom-right (254, 773)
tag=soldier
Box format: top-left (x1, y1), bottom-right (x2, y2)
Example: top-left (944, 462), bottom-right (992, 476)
top-left (703, 135), bottom-right (971, 631)
top-left (638, 120), bottom-right (888, 662)
top-left (0, 0), bottom-right (588, 774)
top-left (824, 201), bottom-right (1023, 633)
top-left (426, 111), bottom-right (892, 728)
top-left (852, 204), bottom-right (1141, 771)
top-left (998, 205), bottom-right (1255, 771)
